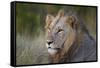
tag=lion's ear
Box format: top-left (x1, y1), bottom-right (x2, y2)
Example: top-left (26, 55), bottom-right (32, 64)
top-left (45, 14), bottom-right (54, 28)
top-left (67, 16), bottom-right (78, 29)
top-left (57, 9), bottom-right (64, 17)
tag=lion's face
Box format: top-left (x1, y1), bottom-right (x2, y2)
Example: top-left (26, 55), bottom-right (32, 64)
top-left (45, 10), bottom-right (77, 55)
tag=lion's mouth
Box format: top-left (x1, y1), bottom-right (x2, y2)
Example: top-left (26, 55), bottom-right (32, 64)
top-left (48, 48), bottom-right (59, 55)
top-left (46, 43), bottom-right (62, 55)
top-left (48, 47), bottom-right (60, 50)
top-left (47, 47), bottom-right (61, 55)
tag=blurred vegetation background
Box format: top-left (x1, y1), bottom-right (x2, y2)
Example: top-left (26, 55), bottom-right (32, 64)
top-left (16, 2), bottom-right (97, 65)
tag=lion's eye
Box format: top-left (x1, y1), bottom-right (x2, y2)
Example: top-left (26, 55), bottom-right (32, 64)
top-left (57, 29), bottom-right (63, 33)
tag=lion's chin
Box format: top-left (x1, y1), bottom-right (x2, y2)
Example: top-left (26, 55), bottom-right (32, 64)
top-left (48, 48), bottom-right (58, 55)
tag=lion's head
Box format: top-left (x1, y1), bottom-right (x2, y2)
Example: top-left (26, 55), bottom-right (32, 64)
top-left (45, 9), bottom-right (78, 63)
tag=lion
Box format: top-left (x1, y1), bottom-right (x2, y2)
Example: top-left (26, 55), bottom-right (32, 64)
top-left (45, 9), bottom-right (96, 63)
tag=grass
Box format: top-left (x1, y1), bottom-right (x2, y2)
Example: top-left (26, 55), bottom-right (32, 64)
top-left (16, 34), bottom-right (49, 65)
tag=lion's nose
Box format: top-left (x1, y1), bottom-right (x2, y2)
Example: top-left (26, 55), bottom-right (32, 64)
top-left (47, 40), bottom-right (53, 45)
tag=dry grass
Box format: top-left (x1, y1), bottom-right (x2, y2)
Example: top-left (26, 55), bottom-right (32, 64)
top-left (16, 34), bottom-right (49, 65)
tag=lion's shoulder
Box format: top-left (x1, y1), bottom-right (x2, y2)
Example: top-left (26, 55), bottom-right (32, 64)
top-left (69, 32), bottom-right (96, 62)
